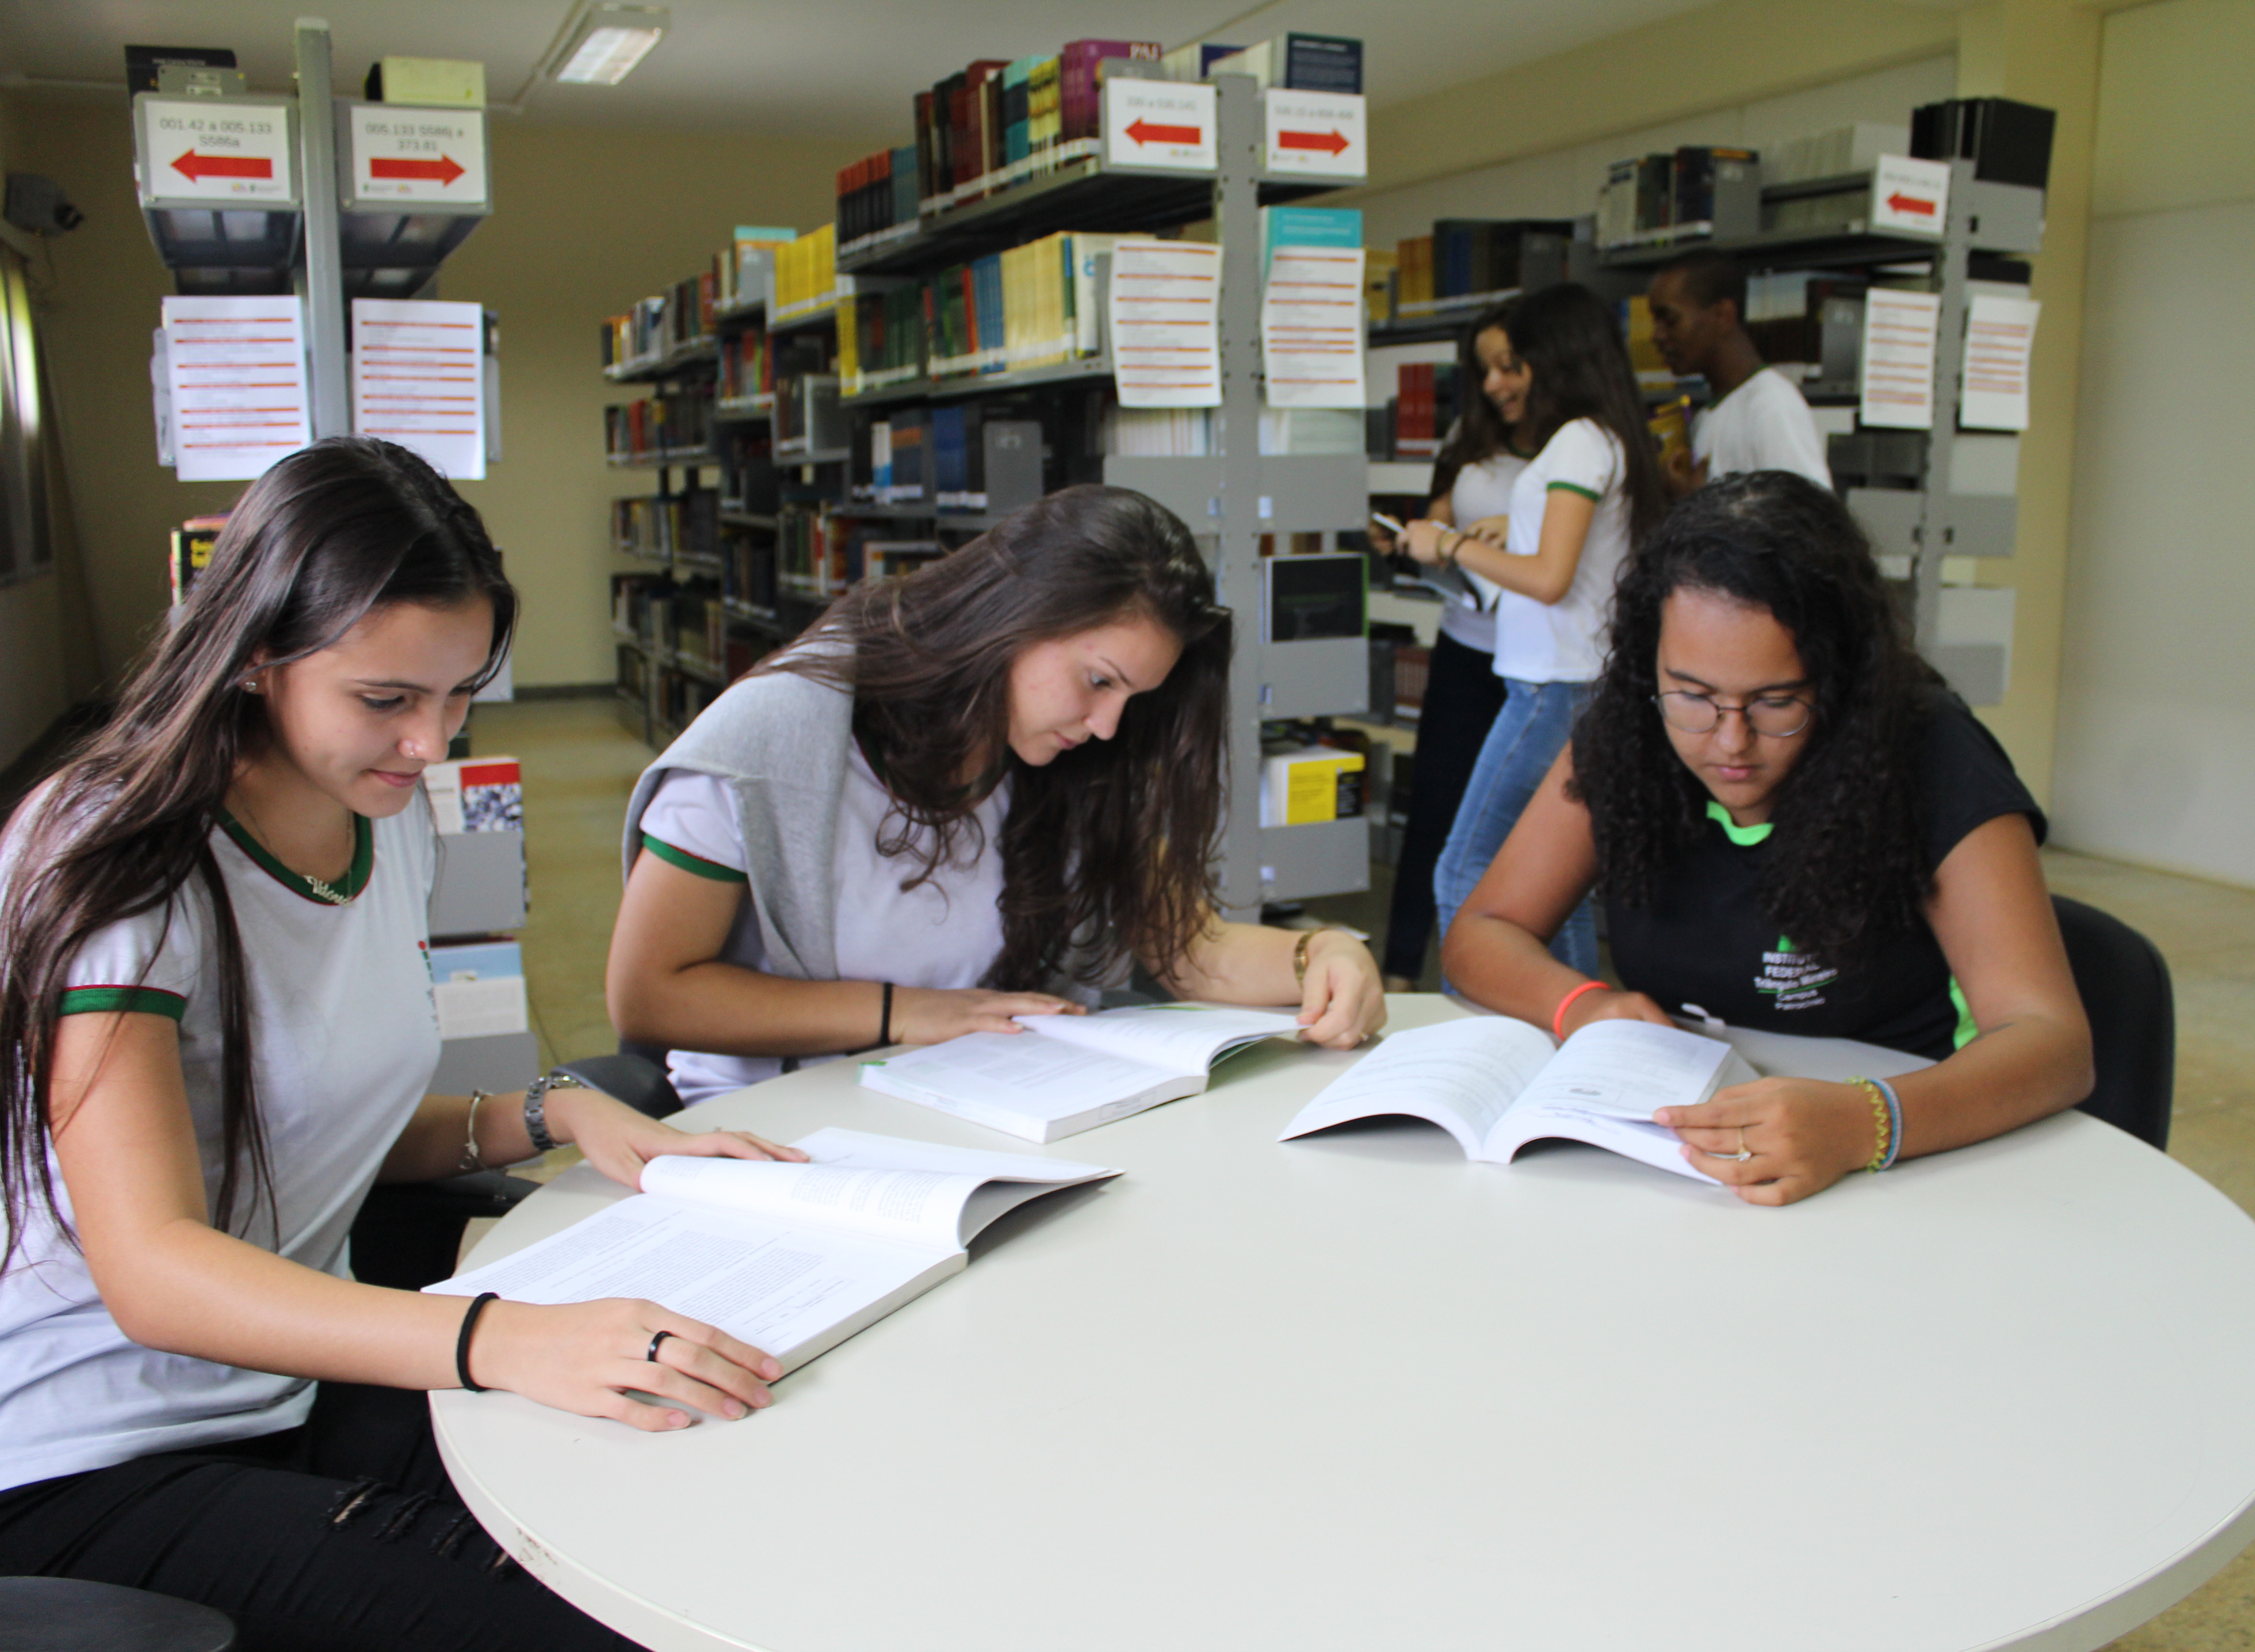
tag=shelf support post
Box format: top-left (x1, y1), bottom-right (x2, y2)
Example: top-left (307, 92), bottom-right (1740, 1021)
top-left (294, 18), bottom-right (349, 440)
top-left (1212, 72), bottom-right (1267, 921)
top-left (1913, 157), bottom-right (1978, 653)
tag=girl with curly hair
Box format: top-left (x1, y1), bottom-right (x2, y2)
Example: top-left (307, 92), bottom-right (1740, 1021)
top-left (1442, 472), bottom-right (2092, 1205)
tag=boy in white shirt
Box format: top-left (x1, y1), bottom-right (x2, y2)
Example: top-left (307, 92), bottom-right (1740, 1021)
top-left (1648, 250), bottom-right (1831, 493)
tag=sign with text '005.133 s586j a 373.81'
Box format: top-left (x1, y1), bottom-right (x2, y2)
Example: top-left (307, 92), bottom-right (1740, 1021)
top-left (344, 105), bottom-right (489, 208)
top-left (140, 98), bottom-right (295, 204)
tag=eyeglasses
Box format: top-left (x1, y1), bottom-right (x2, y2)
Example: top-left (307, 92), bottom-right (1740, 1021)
top-left (1652, 690), bottom-right (1813, 738)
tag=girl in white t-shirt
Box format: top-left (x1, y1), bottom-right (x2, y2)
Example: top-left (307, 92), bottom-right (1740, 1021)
top-left (607, 485), bottom-right (1388, 1102)
top-left (1400, 283), bottom-right (1669, 977)
top-left (0, 439), bottom-right (788, 1650)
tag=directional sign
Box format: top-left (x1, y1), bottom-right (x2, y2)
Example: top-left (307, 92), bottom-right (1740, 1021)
top-left (141, 98), bottom-right (294, 204)
top-left (1103, 80), bottom-right (1216, 174)
top-left (1263, 89), bottom-right (1366, 180)
top-left (347, 105), bottom-right (488, 206)
top-left (1872, 153), bottom-right (1950, 237)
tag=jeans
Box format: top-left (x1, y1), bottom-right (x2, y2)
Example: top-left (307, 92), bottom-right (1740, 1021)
top-left (1433, 676), bottom-right (1598, 980)
top-left (1381, 631), bottom-right (1508, 980)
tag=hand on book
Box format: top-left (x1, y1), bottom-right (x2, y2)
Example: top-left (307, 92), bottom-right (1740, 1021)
top-left (545, 1083), bottom-right (809, 1192)
top-left (466, 1296), bottom-right (781, 1432)
top-left (1296, 930), bottom-right (1388, 1049)
top-left (1655, 1077), bottom-right (1885, 1206)
top-left (1398, 519), bottom-right (1452, 566)
top-left (893, 987), bottom-right (1086, 1046)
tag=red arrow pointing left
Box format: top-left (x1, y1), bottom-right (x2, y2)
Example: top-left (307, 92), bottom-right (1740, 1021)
top-left (370, 154), bottom-right (466, 186)
top-left (172, 149), bottom-right (273, 183)
top-left (1127, 119), bottom-right (1203, 146)
top-left (1277, 128), bottom-right (1350, 156)
top-left (1886, 191), bottom-right (1938, 216)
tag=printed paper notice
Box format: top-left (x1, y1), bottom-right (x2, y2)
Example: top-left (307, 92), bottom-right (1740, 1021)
top-left (351, 300), bottom-right (486, 478)
top-left (1262, 246), bottom-right (1366, 409)
top-left (1109, 240), bottom-right (1221, 408)
top-left (1960, 294), bottom-right (2040, 432)
top-left (1859, 288), bottom-right (1941, 431)
top-left (161, 296), bottom-right (311, 481)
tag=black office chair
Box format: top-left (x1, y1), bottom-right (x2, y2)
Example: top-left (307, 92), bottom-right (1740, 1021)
top-left (351, 1169), bottom-right (542, 1291)
top-left (559, 1040), bottom-right (682, 1120)
top-left (0, 1576), bottom-right (235, 1651)
top-left (2053, 894), bottom-right (2175, 1151)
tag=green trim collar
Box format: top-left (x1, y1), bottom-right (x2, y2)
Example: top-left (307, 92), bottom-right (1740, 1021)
top-left (217, 810), bottom-right (373, 905)
top-left (1704, 798), bottom-right (1773, 847)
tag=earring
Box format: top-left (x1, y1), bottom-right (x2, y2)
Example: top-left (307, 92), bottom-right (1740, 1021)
top-left (241, 678), bottom-right (260, 693)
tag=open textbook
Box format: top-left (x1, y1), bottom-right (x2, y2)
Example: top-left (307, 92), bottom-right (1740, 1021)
top-left (859, 1003), bottom-right (1307, 1143)
top-left (427, 1129), bottom-right (1119, 1372)
top-left (1280, 1018), bottom-right (1765, 1185)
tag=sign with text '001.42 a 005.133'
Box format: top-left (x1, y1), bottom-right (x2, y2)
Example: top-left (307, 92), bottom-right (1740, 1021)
top-left (1262, 89), bottom-right (1366, 180)
top-left (1871, 153), bottom-right (1950, 238)
top-left (141, 98), bottom-right (294, 204)
top-left (1103, 79), bottom-right (1215, 174)
top-left (345, 105), bottom-right (488, 206)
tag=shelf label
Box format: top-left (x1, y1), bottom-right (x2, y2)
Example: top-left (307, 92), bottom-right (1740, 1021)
top-left (1262, 90), bottom-right (1366, 180)
top-left (1104, 80), bottom-right (1216, 173)
top-left (142, 99), bottom-right (294, 203)
top-left (347, 106), bottom-right (488, 205)
top-left (1872, 154), bottom-right (1950, 236)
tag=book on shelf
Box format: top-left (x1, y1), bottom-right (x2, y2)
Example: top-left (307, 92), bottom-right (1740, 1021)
top-left (1279, 1017), bottom-right (1762, 1185)
top-left (429, 1128), bottom-right (1122, 1376)
top-left (168, 513), bottom-right (228, 606)
top-left (1207, 33), bottom-right (1363, 94)
top-left (774, 225), bottom-right (838, 316)
top-left (718, 325), bottom-right (771, 404)
top-left (1596, 147), bottom-right (1761, 249)
top-left (1158, 41), bottom-right (1243, 82)
top-left (604, 389), bottom-right (715, 462)
top-left (860, 1004), bottom-right (1307, 1143)
top-left (718, 226), bottom-right (795, 311)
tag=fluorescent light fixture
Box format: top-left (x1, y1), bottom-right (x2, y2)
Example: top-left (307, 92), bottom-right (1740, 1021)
top-left (551, 5), bottom-right (669, 85)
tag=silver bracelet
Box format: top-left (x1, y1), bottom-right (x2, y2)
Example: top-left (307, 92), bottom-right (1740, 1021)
top-left (458, 1089), bottom-right (491, 1172)
top-left (522, 1072), bottom-right (585, 1155)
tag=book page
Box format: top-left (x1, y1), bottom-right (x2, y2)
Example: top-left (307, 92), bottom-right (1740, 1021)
top-left (1024, 1003), bottom-right (1305, 1075)
top-left (864, 1031), bottom-right (1183, 1111)
top-left (428, 1196), bottom-right (944, 1366)
top-left (1508, 1020), bottom-right (1733, 1121)
top-left (793, 1128), bottom-right (1122, 1245)
top-left (641, 1155), bottom-right (992, 1254)
top-left (1279, 1016), bottom-right (1559, 1157)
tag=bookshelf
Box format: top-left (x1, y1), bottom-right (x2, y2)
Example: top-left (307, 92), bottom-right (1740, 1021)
top-left (596, 70), bottom-right (1376, 914)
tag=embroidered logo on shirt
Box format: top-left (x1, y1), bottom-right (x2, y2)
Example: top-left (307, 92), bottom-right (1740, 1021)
top-left (1755, 933), bottom-right (1836, 1012)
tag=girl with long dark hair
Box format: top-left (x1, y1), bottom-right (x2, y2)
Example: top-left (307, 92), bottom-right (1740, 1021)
top-left (0, 438), bottom-right (805, 1649)
top-left (1442, 473), bottom-right (2092, 1205)
top-left (607, 484), bottom-right (1387, 1098)
top-left (1418, 282), bottom-right (1669, 975)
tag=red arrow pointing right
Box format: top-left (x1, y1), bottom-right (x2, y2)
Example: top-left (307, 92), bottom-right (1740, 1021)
top-left (1277, 129), bottom-right (1350, 156)
top-left (1886, 191), bottom-right (1938, 216)
top-left (172, 149), bottom-right (274, 183)
top-left (1127, 118), bottom-right (1203, 146)
top-left (370, 154), bottom-right (467, 186)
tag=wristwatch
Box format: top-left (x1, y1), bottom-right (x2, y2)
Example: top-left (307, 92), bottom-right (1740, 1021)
top-left (522, 1071), bottom-right (585, 1154)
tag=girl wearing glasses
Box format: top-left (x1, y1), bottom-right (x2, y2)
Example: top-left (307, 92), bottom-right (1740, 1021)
top-left (1442, 473), bottom-right (2092, 1205)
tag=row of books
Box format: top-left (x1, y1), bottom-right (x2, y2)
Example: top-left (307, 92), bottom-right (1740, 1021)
top-left (832, 229), bottom-right (1111, 395)
top-left (1596, 147), bottom-right (1760, 250)
top-left (1388, 220), bottom-right (1576, 315)
top-left (612, 573), bottom-right (764, 681)
top-left (605, 392), bottom-right (714, 462)
top-left (1385, 362), bottom-right (1462, 462)
top-left (601, 229), bottom-right (797, 373)
top-left (720, 327), bottom-right (772, 405)
top-left (611, 490), bottom-right (719, 562)
top-left (774, 226), bottom-right (839, 316)
top-left (849, 402), bottom-right (1042, 512)
top-left (776, 506), bottom-right (943, 600)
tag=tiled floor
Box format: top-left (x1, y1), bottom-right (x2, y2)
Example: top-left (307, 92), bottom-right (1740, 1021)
top-left (473, 694), bottom-right (2255, 1651)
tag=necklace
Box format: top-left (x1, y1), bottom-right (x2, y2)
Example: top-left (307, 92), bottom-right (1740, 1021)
top-left (227, 794), bottom-right (357, 905)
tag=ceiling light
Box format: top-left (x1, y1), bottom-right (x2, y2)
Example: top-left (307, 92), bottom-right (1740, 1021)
top-left (551, 5), bottom-right (669, 85)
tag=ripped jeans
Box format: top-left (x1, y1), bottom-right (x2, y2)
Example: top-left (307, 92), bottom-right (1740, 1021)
top-left (0, 1380), bottom-right (640, 1652)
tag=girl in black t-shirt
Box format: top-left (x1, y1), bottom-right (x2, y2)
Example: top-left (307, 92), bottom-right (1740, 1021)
top-left (1443, 473), bottom-right (2093, 1205)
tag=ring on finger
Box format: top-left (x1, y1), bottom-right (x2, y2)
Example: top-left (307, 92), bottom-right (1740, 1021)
top-left (1704, 1126), bottom-right (1755, 1163)
top-left (646, 1329), bottom-right (674, 1363)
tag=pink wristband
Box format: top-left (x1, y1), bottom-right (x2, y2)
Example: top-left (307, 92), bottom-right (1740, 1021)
top-left (1552, 980), bottom-right (1607, 1041)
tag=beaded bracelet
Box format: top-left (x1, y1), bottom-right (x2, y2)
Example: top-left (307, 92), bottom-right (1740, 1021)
top-left (1848, 1077), bottom-right (1897, 1174)
top-left (1871, 1076), bottom-right (1904, 1171)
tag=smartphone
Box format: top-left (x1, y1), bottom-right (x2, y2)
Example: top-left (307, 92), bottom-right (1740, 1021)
top-left (1369, 511), bottom-right (1407, 538)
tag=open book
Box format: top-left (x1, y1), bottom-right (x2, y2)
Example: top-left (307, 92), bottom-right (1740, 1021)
top-left (858, 1003), bottom-right (1307, 1143)
top-left (1279, 1018), bottom-right (1762, 1185)
top-left (427, 1129), bottom-right (1118, 1373)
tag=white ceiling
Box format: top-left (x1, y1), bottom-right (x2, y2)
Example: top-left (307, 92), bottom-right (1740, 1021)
top-left (0, 0), bottom-right (1769, 143)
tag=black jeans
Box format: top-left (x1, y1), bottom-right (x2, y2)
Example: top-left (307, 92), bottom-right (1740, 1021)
top-left (0, 1380), bottom-right (641, 1652)
top-left (1383, 630), bottom-right (1508, 979)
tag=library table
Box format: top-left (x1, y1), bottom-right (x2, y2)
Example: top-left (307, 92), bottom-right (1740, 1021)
top-left (434, 995), bottom-right (2255, 1652)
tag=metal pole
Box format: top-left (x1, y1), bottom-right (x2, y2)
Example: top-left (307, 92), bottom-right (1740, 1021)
top-left (294, 17), bottom-right (349, 439)
top-left (1913, 157), bottom-right (1976, 653)
top-left (1212, 74), bottom-right (1267, 922)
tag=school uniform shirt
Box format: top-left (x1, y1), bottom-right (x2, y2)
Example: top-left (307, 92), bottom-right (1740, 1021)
top-left (0, 802), bottom-right (440, 1494)
top-left (1436, 447), bottom-right (1532, 655)
top-left (1691, 366), bottom-right (1831, 489)
top-left (1604, 697), bottom-right (2043, 1060)
top-left (639, 749), bottom-right (1011, 1106)
top-left (1486, 419), bottom-right (1634, 684)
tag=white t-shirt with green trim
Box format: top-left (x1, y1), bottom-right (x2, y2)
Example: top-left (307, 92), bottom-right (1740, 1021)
top-left (0, 800), bottom-right (440, 1493)
top-left (1488, 417), bottom-right (1633, 684)
top-left (639, 748), bottom-right (1011, 1106)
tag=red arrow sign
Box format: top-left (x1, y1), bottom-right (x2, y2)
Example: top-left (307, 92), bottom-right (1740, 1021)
top-left (1886, 191), bottom-right (1938, 216)
top-left (1127, 119), bottom-right (1203, 147)
top-left (172, 149), bottom-right (273, 183)
top-left (1277, 128), bottom-right (1350, 156)
top-left (370, 154), bottom-right (466, 186)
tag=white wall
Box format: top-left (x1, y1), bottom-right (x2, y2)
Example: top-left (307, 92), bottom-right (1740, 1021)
top-left (1355, 55), bottom-right (1957, 246)
top-left (2050, 0), bottom-right (2255, 886)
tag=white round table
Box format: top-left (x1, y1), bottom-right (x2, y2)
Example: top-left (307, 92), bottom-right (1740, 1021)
top-left (434, 996), bottom-right (2255, 1652)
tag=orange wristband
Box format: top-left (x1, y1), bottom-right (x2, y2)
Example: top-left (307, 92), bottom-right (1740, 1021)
top-left (1552, 980), bottom-right (1606, 1041)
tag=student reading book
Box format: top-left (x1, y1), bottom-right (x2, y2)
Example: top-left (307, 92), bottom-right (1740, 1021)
top-left (432, 1130), bottom-right (1119, 1373)
top-left (859, 1003), bottom-right (1305, 1141)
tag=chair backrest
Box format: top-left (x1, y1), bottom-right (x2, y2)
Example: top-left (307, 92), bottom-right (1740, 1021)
top-left (2051, 894), bottom-right (2175, 1150)
top-left (557, 1044), bottom-right (682, 1120)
